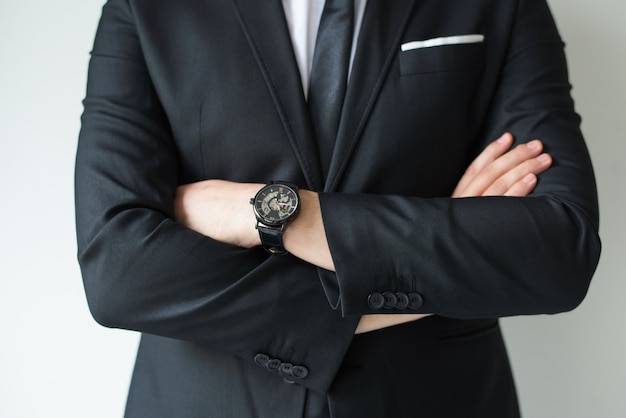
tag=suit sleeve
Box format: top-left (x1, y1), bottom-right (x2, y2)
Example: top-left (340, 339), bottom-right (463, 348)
top-left (318, 0), bottom-right (601, 318)
top-left (75, 0), bottom-right (357, 393)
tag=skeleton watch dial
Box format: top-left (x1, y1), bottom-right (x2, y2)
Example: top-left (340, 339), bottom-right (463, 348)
top-left (252, 184), bottom-right (299, 226)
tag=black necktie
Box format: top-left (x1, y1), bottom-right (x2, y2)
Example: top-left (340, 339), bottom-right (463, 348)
top-left (308, 0), bottom-right (354, 176)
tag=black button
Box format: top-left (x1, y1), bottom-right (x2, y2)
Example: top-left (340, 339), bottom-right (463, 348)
top-left (254, 353), bottom-right (270, 367)
top-left (368, 292), bottom-right (384, 310)
top-left (292, 365), bottom-right (309, 379)
top-left (383, 291), bottom-right (397, 309)
top-left (267, 358), bottom-right (281, 371)
top-left (279, 363), bottom-right (294, 377)
top-left (395, 292), bottom-right (409, 310)
top-left (408, 292), bottom-right (424, 310)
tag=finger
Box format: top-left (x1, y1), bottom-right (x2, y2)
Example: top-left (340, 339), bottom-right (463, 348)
top-left (459, 140), bottom-right (544, 197)
top-left (453, 133), bottom-right (514, 196)
top-left (503, 173), bottom-right (537, 197)
top-left (466, 133), bottom-right (515, 174)
top-left (483, 153), bottom-right (552, 196)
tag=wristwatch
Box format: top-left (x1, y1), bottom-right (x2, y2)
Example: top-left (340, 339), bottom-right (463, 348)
top-left (250, 182), bottom-right (300, 255)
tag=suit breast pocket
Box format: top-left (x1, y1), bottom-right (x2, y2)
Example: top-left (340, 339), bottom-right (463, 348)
top-left (399, 42), bottom-right (486, 76)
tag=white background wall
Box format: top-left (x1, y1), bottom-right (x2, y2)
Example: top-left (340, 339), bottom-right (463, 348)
top-left (0, 1), bottom-right (623, 417)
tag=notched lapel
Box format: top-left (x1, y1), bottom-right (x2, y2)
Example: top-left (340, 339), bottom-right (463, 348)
top-left (231, 0), bottom-right (324, 191)
top-left (325, 0), bottom-right (417, 192)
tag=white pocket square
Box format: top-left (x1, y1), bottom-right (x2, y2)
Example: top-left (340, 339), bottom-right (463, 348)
top-left (401, 34), bottom-right (485, 51)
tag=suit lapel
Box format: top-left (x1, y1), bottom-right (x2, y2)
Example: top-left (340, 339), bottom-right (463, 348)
top-left (325, 0), bottom-right (417, 192)
top-left (231, 0), bottom-right (324, 191)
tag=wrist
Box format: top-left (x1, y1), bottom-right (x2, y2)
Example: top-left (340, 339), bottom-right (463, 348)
top-left (284, 190), bottom-right (318, 242)
top-left (283, 190), bottom-right (334, 271)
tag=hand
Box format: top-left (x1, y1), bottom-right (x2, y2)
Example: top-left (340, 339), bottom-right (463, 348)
top-left (174, 180), bottom-right (263, 248)
top-left (452, 132), bottom-right (552, 198)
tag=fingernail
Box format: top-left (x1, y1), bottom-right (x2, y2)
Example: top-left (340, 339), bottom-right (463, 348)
top-left (527, 140), bottom-right (541, 150)
top-left (497, 134), bottom-right (509, 144)
top-left (523, 174), bottom-right (536, 184)
top-left (536, 153), bottom-right (550, 163)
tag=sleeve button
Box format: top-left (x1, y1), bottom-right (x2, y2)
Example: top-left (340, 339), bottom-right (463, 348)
top-left (292, 365), bottom-right (309, 379)
top-left (408, 292), bottom-right (424, 310)
top-left (279, 363), bottom-right (294, 377)
top-left (395, 292), bottom-right (409, 310)
top-left (368, 292), bottom-right (384, 310)
top-left (383, 291), bottom-right (397, 309)
top-left (254, 353), bottom-right (270, 367)
top-left (267, 358), bottom-right (282, 371)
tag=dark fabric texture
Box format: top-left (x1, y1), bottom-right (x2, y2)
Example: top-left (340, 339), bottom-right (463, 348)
top-left (75, 0), bottom-right (600, 416)
top-left (125, 334), bottom-right (307, 418)
top-left (328, 317), bottom-right (519, 418)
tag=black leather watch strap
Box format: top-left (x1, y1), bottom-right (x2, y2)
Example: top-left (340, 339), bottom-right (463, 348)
top-left (257, 224), bottom-right (288, 255)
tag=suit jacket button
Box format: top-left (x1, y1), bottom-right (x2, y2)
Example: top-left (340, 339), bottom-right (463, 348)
top-left (408, 292), bottom-right (424, 310)
top-left (292, 365), bottom-right (309, 379)
top-left (383, 291), bottom-right (397, 309)
top-left (267, 358), bottom-right (281, 371)
top-left (368, 292), bottom-right (384, 310)
top-left (395, 292), bottom-right (409, 310)
top-left (279, 362), bottom-right (294, 377)
top-left (254, 353), bottom-right (270, 367)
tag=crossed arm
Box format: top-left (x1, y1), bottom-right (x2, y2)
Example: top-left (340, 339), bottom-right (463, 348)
top-left (174, 132), bottom-right (552, 333)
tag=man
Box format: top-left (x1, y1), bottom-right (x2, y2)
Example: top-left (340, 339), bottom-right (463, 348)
top-left (76, 0), bottom-right (600, 416)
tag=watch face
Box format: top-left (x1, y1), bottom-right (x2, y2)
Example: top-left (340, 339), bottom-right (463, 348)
top-left (253, 184), bottom-right (299, 226)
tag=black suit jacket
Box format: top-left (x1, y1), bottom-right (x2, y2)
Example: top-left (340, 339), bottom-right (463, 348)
top-left (75, 0), bottom-right (601, 416)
